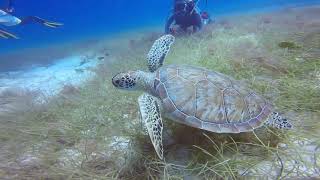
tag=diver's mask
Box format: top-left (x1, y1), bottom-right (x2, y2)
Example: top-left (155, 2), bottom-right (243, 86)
top-left (174, 1), bottom-right (187, 13)
top-left (174, 0), bottom-right (196, 15)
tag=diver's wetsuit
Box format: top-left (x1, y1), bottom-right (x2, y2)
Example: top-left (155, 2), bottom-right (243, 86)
top-left (165, 0), bottom-right (203, 34)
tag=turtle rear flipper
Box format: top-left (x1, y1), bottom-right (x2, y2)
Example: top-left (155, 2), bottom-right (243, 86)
top-left (147, 34), bottom-right (175, 72)
top-left (265, 112), bottom-right (293, 129)
top-left (138, 93), bottom-right (164, 160)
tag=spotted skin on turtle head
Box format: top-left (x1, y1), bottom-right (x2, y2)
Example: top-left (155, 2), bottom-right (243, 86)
top-left (112, 72), bottom-right (138, 89)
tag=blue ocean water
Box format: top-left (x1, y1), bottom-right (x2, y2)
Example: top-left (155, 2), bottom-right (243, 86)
top-left (0, 0), bottom-right (318, 53)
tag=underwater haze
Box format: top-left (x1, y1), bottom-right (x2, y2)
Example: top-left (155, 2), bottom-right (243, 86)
top-left (0, 0), bottom-right (318, 52)
top-left (0, 0), bottom-right (318, 71)
top-left (1, 0), bottom-right (320, 179)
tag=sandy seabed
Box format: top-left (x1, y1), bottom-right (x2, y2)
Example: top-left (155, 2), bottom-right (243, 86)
top-left (0, 55), bottom-right (98, 98)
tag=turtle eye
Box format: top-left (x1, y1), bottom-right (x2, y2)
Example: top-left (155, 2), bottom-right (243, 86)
top-left (112, 73), bottom-right (125, 87)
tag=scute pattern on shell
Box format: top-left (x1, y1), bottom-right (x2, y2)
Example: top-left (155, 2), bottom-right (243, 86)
top-left (153, 65), bottom-right (272, 133)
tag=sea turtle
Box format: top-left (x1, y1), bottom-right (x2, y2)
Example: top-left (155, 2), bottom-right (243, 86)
top-left (112, 35), bottom-right (292, 160)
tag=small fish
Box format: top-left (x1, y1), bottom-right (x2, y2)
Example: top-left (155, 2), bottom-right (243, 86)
top-left (98, 56), bottom-right (105, 60)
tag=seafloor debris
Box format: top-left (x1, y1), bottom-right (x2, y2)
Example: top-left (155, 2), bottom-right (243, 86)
top-left (251, 57), bottom-right (289, 74)
top-left (278, 41), bottom-right (301, 49)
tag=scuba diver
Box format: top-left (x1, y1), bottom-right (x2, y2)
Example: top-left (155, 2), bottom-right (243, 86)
top-left (165, 0), bottom-right (203, 35)
top-left (0, 0), bottom-right (63, 39)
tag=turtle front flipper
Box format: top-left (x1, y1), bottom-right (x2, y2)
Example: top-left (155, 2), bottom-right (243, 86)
top-left (138, 93), bottom-right (164, 160)
top-left (265, 112), bottom-right (293, 129)
top-left (147, 34), bottom-right (175, 72)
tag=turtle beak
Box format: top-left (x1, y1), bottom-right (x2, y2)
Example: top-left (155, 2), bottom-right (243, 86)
top-left (111, 73), bottom-right (121, 88)
top-left (111, 71), bottom-right (138, 90)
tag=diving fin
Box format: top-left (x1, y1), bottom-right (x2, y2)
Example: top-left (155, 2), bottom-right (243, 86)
top-left (0, 29), bottom-right (18, 39)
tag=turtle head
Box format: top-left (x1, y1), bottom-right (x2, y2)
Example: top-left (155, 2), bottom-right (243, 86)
top-left (112, 71), bottom-right (141, 90)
